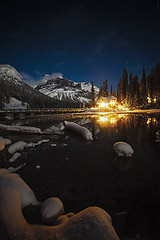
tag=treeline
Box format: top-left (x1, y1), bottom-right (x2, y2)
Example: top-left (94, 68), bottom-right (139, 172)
top-left (90, 80), bottom-right (117, 107)
top-left (117, 63), bottom-right (160, 109)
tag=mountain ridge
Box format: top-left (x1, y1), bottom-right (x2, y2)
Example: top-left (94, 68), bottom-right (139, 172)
top-left (0, 65), bottom-right (62, 109)
top-left (35, 74), bottom-right (99, 105)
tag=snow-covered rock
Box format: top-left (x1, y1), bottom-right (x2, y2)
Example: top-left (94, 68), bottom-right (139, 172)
top-left (8, 141), bottom-right (27, 154)
top-left (64, 121), bottom-right (93, 140)
top-left (3, 138), bottom-right (12, 145)
top-left (0, 136), bottom-right (11, 147)
top-left (43, 125), bottom-right (63, 134)
top-left (0, 169), bottom-right (38, 207)
top-left (113, 142), bottom-right (134, 157)
top-left (0, 138), bottom-right (5, 151)
top-left (41, 197), bottom-right (64, 224)
top-left (0, 123), bottom-right (42, 134)
top-left (0, 169), bottom-right (120, 240)
top-left (9, 152), bottom-right (21, 162)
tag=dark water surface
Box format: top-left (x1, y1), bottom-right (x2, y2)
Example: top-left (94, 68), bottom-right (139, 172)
top-left (0, 113), bottom-right (160, 239)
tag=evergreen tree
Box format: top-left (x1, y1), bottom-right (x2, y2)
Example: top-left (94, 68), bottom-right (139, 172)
top-left (153, 63), bottom-right (160, 108)
top-left (98, 79), bottom-right (109, 98)
top-left (91, 81), bottom-right (95, 106)
top-left (147, 73), bottom-right (153, 108)
top-left (133, 75), bottom-right (140, 108)
top-left (103, 80), bottom-right (109, 97)
top-left (98, 86), bottom-right (105, 98)
top-left (117, 78), bottom-right (123, 103)
top-left (128, 72), bottom-right (134, 108)
top-left (113, 90), bottom-right (117, 97)
top-left (110, 84), bottom-right (113, 95)
top-left (121, 67), bottom-right (128, 103)
top-left (140, 66), bottom-right (147, 108)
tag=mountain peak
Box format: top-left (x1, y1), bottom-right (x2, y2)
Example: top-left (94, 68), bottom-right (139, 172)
top-left (35, 74), bottom-right (99, 105)
top-left (0, 64), bottom-right (23, 85)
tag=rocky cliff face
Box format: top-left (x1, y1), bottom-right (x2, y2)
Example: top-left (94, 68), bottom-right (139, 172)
top-left (35, 74), bottom-right (99, 105)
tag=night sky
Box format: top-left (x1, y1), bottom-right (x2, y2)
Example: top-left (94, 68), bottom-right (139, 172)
top-left (0, 0), bottom-right (160, 90)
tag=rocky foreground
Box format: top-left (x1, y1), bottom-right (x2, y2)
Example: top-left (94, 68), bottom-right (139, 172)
top-left (0, 169), bottom-right (119, 240)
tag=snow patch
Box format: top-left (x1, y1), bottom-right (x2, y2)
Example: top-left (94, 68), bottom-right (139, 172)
top-left (0, 123), bottom-right (42, 134)
top-left (51, 144), bottom-right (57, 147)
top-left (27, 139), bottom-right (49, 147)
top-left (114, 142), bottom-right (134, 157)
top-left (9, 152), bottom-right (21, 162)
top-left (7, 164), bottom-right (25, 173)
top-left (4, 97), bottom-right (28, 109)
top-left (8, 141), bottom-right (27, 154)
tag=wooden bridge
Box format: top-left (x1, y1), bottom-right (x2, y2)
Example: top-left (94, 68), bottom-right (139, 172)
top-left (0, 108), bottom-right (86, 120)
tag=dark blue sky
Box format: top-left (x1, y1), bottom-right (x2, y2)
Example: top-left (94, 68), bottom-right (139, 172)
top-left (0, 0), bottom-right (160, 90)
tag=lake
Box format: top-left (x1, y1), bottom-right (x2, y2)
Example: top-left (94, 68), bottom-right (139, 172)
top-left (0, 112), bottom-right (160, 240)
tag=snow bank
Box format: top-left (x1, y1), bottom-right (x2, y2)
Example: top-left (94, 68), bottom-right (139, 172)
top-left (8, 141), bottom-right (27, 154)
top-left (27, 139), bottom-right (49, 148)
top-left (64, 121), bottom-right (93, 140)
top-left (114, 142), bottom-right (134, 157)
top-left (41, 197), bottom-right (64, 224)
top-left (4, 97), bottom-right (28, 109)
top-left (9, 152), bottom-right (21, 162)
top-left (0, 123), bottom-right (42, 134)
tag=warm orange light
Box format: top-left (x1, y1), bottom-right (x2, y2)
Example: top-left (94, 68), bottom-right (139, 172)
top-left (99, 102), bottom-right (105, 108)
top-left (100, 116), bottom-right (108, 122)
top-left (153, 118), bottom-right (156, 123)
top-left (110, 117), bottom-right (116, 124)
top-left (147, 96), bottom-right (151, 103)
top-left (110, 100), bottom-right (115, 106)
top-left (147, 118), bottom-right (151, 124)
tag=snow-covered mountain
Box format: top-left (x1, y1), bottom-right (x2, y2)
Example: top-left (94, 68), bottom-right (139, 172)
top-left (0, 65), bottom-right (61, 109)
top-left (0, 64), bottom-right (23, 85)
top-left (35, 74), bottom-right (99, 105)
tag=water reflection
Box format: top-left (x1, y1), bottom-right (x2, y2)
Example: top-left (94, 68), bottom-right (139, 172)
top-left (113, 156), bottom-right (134, 171)
top-left (95, 113), bottom-right (160, 130)
top-left (95, 114), bottom-right (129, 127)
top-left (1, 113), bottom-right (160, 239)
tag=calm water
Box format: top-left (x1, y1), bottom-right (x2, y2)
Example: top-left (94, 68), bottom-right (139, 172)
top-left (0, 112), bottom-right (160, 239)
